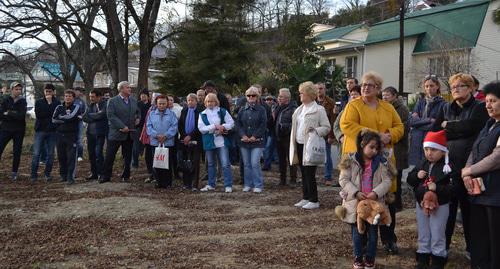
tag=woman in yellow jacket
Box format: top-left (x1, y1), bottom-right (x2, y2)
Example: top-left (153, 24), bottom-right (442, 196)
top-left (340, 71), bottom-right (404, 255)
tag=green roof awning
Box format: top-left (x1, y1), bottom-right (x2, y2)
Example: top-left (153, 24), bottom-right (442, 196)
top-left (315, 23), bottom-right (364, 43)
top-left (365, 0), bottom-right (489, 53)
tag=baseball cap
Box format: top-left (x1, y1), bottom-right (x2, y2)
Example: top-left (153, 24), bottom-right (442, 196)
top-left (10, 82), bottom-right (22, 89)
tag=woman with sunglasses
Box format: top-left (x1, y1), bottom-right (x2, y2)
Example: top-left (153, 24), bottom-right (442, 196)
top-left (432, 73), bottom-right (489, 259)
top-left (409, 75), bottom-right (446, 166)
top-left (236, 86), bottom-right (267, 193)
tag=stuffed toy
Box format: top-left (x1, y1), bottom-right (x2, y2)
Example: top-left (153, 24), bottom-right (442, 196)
top-left (356, 199), bottom-right (391, 234)
top-left (421, 191), bottom-right (439, 216)
top-left (335, 190), bottom-right (348, 220)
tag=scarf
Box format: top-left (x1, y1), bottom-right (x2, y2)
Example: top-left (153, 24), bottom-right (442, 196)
top-left (185, 107), bottom-right (195, 134)
top-left (423, 95), bottom-right (439, 118)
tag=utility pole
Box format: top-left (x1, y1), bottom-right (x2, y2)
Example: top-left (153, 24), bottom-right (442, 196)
top-left (399, 0), bottom-right (405, 94)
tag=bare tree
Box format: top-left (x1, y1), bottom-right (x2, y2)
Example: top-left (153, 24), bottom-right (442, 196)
top-left (307, 0), bottom-right (330, 15)
top-left (125, 0), bottom-right (179, 92)
top-left (294, 0), bottom-right (305, 14)
top-left (0, 0), bottom-right (108, 89)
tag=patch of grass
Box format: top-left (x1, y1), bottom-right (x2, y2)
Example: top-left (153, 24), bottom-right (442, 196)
top-left (143, 230), bottom-right (174, 239)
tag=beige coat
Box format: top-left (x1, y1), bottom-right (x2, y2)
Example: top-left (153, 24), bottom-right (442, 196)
top-left (289, 102), bottom-right (331, 166)
top-left (338, 153), bottom-right (395, 224)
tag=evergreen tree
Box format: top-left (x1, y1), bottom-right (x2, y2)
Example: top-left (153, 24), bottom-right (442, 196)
top-left (156, 0), bottom-right (256, 96)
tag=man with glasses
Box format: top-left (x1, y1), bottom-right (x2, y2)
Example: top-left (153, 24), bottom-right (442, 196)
top-left (0, 82), bottom-right (27, 181)
top-left (31, 83), bottom-right (61, 182)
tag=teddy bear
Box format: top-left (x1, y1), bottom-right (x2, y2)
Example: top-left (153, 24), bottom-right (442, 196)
top-left (356, 199), bottom-right (392, 234)
top-left (421, 191), bottom-right (439, 216)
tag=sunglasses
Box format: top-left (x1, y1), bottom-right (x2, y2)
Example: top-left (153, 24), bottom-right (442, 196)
top-left (424, 74), bottom-right (439, 82)
top-left (246, 94), bottom-right (257, 97)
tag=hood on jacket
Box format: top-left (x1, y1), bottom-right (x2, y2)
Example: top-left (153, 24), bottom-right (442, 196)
top-left (338, 152), bottom-right (397, 177)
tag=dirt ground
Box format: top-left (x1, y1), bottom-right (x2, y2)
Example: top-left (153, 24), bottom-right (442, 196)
top-left (0, 147), bottom-right (470, 269)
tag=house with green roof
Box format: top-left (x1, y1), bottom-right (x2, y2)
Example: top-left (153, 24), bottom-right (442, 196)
top-left (314, 0), bottom-right (500, 93)
top-left (313, 23), bottom-right (368, 79)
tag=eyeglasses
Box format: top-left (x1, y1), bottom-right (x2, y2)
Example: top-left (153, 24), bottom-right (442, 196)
top-left (361, 83), bottom-right (377, 89)
top-left (246, 94), bottom-right (257, 97)
top-left (451, 84), bottom-right (469, 91)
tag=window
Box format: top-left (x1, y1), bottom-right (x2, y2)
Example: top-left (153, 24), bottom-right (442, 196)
top-left (325, 59), bottom-right (336, 75)
top-left (428, 56), bottom-right (449, 77)
top-left (345, 56), bottom-right (357, 78)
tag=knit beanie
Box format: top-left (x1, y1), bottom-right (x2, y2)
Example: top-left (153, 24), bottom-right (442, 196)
top-left (423, 130), bottom-right (452, 174)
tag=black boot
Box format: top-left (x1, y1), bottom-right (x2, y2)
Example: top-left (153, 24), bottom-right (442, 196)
top-left (430, 255), bottom-right (447, 269)
top-left (415, 252), bottom-right (430, 269)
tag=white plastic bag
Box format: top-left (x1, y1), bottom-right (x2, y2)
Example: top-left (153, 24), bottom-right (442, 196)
top-left (153, 144), bottom-right (169, 169)
top-left (304, 131), bottom-right (326, 165)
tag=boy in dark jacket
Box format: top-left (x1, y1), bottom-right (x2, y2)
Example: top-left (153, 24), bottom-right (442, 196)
top-left (0, 82), bottom-right (27, 181)
top-left (407, 130), bottom-right (454, 269)
top-left (52, 90), bottom-right (83, 184)
top-left (31, 83), bottom-right (60, 182)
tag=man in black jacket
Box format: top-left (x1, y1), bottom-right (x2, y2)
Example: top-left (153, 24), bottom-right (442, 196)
top-left (52, 90), bottom-right (83, 184)
top-left (0, 82), bottom-right (27, 181)
top-left (274, 88), bottom-right (298, 185)
top-left (82, 89), bottom-right (107, 180)
top-left (30, 83), bottom-right (60, 182)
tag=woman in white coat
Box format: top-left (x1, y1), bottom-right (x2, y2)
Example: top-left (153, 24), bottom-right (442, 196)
top-left (290, 81), bottom-right (331, 209)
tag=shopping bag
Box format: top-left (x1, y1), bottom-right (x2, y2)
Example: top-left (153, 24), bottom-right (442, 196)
top-left (304, 131), bottom-right (326, 165)
top-left (153, 145), bottom-right (169, 169)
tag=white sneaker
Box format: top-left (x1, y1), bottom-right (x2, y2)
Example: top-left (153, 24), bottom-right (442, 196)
top-left (253, 188), bottom-right (262, 193)
top-left (225, 187), bottom-right (232, 193)
top-left (77, 157), bottom-right (83, 162)
top-left (200, 185), bottom-right (215, 192)
top-left (294, 199), bottom-right (309, 207)
top-left (242, 186), bottom-right (251, 192)
top-left (302, 202), bottom-right (320, 210)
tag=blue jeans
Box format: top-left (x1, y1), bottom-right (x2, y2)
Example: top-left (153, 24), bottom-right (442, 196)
top-left (352, 223), bottom-right (378, 259)
top-left (263, 135), bottom-right (277, 168)
top-left (206, 146), bottom-right (233, 188)
top-left (324, 140), bottom-right (333, 180)
top-left (40, 139), bottom-right (48, 163)
top-left (87, 133), bottom-right (106, 177)
top-left (31, 131), bottom-right (58, 178)
top-left (240, 147), bottom-right (264, 189)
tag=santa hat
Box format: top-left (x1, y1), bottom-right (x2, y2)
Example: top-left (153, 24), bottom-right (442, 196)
top-left (423, 130), bottom-right (452, 174)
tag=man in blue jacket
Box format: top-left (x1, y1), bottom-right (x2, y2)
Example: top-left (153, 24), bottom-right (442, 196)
top-left (83, 89), bottom-right (108, 180)
top-left (0, 82), bottom-right (27, 181)
top-left (31, 83), bottom-right (60, 182)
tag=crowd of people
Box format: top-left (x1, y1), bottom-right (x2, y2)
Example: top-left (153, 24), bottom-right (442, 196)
top-left (0, 71), bottom-right (499, 269)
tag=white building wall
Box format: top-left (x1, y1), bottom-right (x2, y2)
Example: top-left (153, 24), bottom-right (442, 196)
top-left (342, 27), bottom-right (369, 42)
top-left (472, 0), bottom-right (500, 84)
top-left (364, 37), bottom-right (418, 93)
top-left (322, 50), bottom-right (364, 80)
